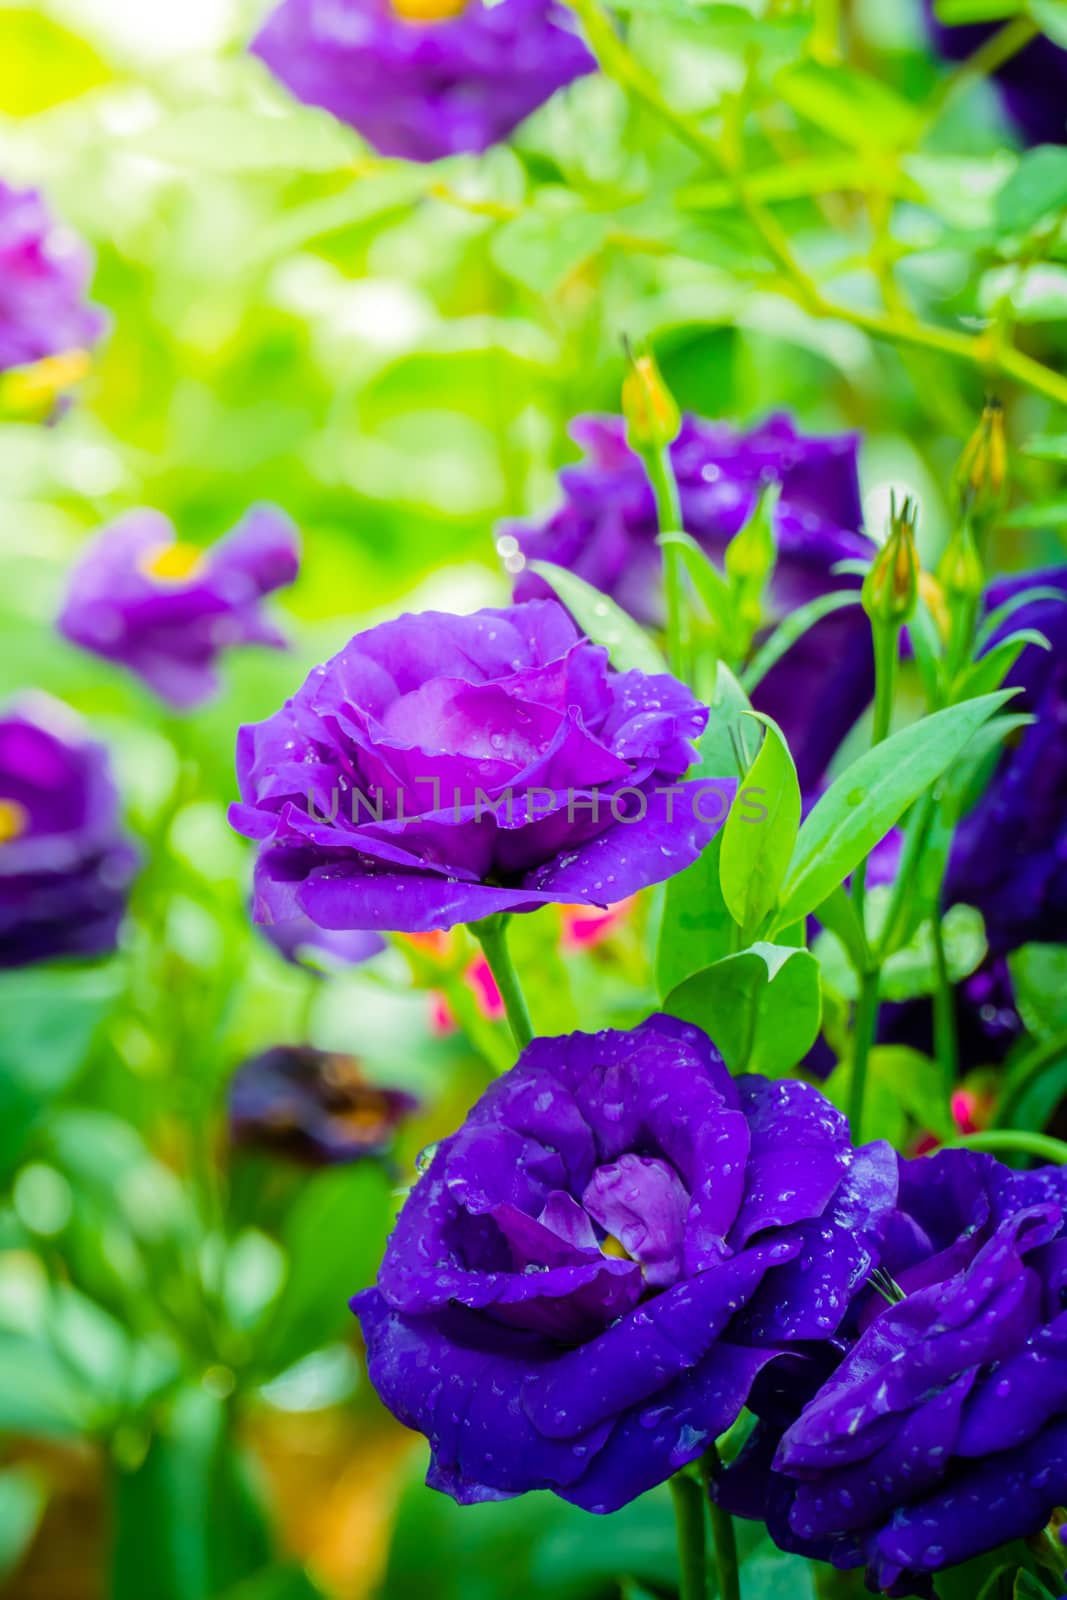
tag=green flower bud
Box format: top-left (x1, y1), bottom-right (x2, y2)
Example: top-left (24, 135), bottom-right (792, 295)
top-left (938, 521), bottom-right (985, 606)
top-left (621, 347), bottom-right (681, 452)
top-left (956, 398), bottom-right (1007, 517)
top-left (862, 495), bottom-right (920, 627)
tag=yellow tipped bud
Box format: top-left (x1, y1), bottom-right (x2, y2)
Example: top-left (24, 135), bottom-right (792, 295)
top-left (622, 348), bottom-right (681, 453)
top-left (956, 398), bottom-right (1007, 515)
top-left (863, 495), bottom-right (920, 627)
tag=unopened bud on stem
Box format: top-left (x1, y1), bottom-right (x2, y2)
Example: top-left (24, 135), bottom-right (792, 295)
top-left (621, 341), bottom-right (681, 453)
top-left (956, 398), bottom-right (1007, 517)
top-left (863, 494), bottom-right (920, 627)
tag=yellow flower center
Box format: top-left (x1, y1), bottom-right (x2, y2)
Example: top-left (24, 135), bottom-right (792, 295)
top-left (0, 798), bottom-right (30, 845)
top-left (391, 0), bottom-right (469, 21)
top-left (139, 542), bottom-right (205, 583)
top-left (600, 1233), bottom-right (633, 1262)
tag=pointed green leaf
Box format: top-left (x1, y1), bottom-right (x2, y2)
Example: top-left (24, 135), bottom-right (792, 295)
top-left (719, 714), bottom-right (800, 941)
top-left (528, 561), bottom-right (668, 675)
top-left (773, 692), bottom-right (1016, 928)
top-left (663, 943), bottom-right (821, 1076)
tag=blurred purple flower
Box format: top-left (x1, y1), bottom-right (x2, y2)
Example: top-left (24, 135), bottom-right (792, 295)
top-left (230, 600), bottom-right (733, 935)
top-left (924, 0), bottom-right (1067, 145)
top-left (58, 505), bottom-right (300, 711)
top-left (715, 1148), bottom-right (1067, 1595)
top-left (945, 567), bottom-right (1067, 954)
top-left (0, 693), bottom-right (137, 967)
top-left (229, 1043), bottom-right (416, 1164)
top-left (0, 180), bottom-right (106, 373)
top-left (250, 0), bottom-right (595, 163)
top-left (506, 413), bottom-right (876, 787)
top-left (355, 1015), bottom-right (897, 1510)
top-left (259, 909), bottom-right (386, 970)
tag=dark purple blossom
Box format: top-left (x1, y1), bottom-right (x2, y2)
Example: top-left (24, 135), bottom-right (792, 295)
top-left (506, 413), bottom-right (876, 788)
top-left (0, 693), bottom-right (137, 968)
top-left (58, 505), bottom-right (301, 711)
top-left (945, 567), bottom-right (1067, 954)
top-left (229, 1044), bottom-right (416, 1164)
top-left (714, 1148), bottom-right (1067, 1595)
top-left (924, 0), bottom-right (1067, 145)
top-left (259, 908), bottom-right (385, 970)
top-left (355, 1015), bottom-right (897, 1511)
top-left (0, 180), bottom-right (106, 374)
top-left (250, 0), bottom-right (595, 164)
top-left (229, 600), bottom-right (733, 935)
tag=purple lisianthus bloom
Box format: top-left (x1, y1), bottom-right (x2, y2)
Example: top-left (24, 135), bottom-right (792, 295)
top-left (354, 1016), bottom-right (898, 1511)
top-left (714, 1148), bottom-right (1067, 1595)
top-left (250, 0), bottom-right (596, 164)
top-left (924, 0), bottom-right (1067, 145)
top-left (0, 181), bottom-right (106, 374)
top-left (58, 505), bottom-right (301, 711)
top-left (259, 908), bottom-right (386, 970)
top-left (0, 693), bottom-right (137, 967)
top-left (229, 1044), bottom-right (416, 1164)
top-left (506, 414), bottom-right (876, 788)
top-left (945, 568), bottom-right (1067, 954)
top-left (229, 600), bottom-right (733, 935)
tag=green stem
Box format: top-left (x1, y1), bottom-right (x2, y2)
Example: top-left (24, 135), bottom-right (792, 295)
top-left (994, 1027), bottom-right (1067, 1130)
top-left (944, 1130), bottom-right (1067, 1167)
top-left (848, 968), bottom-right (881, 1144)
top-left (669, 1472), bottom-right (708, 1600)
top-left (470, 915), bottom-right (535, 1054)
top-left (643, 442), bottom-right (688, 680)
top-left (930, 910), bottom-right (959, 1101)
top-left (851, 621), bottom-right (898, 912)
top-left (701, 1447), bottom-right (741, 1600)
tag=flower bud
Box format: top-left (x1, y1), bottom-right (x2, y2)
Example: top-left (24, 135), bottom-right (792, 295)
top-left (956, 398), bottom-right (1007, 515)
top-left (862, 495), bottom-right (920, 627)
top-left (621, 347), bottom-right (681, 452)
top-left (725, 485), bottom-right (777, 588)
top-left (937, 521), bottom-right (984, 606)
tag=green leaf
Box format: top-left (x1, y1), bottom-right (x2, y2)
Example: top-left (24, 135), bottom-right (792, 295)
top-left (1031, 0), bottom-right (1067, 47)
top-left (492, 211), bottom-right (611, 294)
top-left (528, 562), bottom-right (668, 675)
top-left (663, 943), bottom-right (821, 1076)
top-left (1001, 497), bottom-right (1067, 529)
top-left (257, 1164), bottom-right (390, 1377)
top-left (741, 1546), bottom-right (818, 1600)
top-left (690, 661), bottom-right (754, 780)
top-left (773, 692), bottom-right (1016, 928)
top-left (996, 145), bottom-right (1067, 234)
top-left (741, 589), bottom-right (860, 694)
top-left (775, 61), bottom-right (920, 151)
top-left (935, 0), bottom-right (1021, 19)
top-left (954, 629), bottom-right (1050, 699)
top-left (975, 584), bottom-right (1067, 649)
top-left (817, 901), bottom-right (987, 1004)
top-left (0, 10), bottom-right (109, 113)
top-left (656, 833), bottom-right (734, 997)
top-left (980, 263), bottom-right (1067, 322)
top-left (1009, 943), bottom-right (1067, 1036)
top-left (719, 715), bottom-right (800, 941)
top-left (133, 108), bottom-right (360, 174)
top-left (0, 1469), bottom-right (45, 1585)
top-left (658, 531), bottom-right (736, 642)
top-left (220, 1569), bottom-right (327, 1600)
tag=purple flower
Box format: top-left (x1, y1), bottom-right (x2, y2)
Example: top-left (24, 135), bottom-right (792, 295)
top-left (229, 1044), bottom-right (416, 1164)
top-left (354, 1016), bottom-right (897, 1510)
top-left (506, 414), bottom-right (876, 788)
top-left (229, 600), bottom-right (733, 935)
top-left (259, 909), bottom-right (386, 970)
top-left (945, 567), bottom-right (1067, 954)
top-left (715, 1148), bottom-right (1067, 1595)
top-left (58, 505), bottom-right (301, 711)
top-left (924, 0), bottom-right (1067, 145)
top-left (0, 693), bottom-right (137, 968)
top-left (250, 0), bottom-right (595, 164)
top-left (0, 181), bottom-right (106, 374)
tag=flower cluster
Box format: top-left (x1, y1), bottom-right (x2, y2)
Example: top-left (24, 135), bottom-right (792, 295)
top-left (506, 413), bottom-right (876, 786)
top-left (356, 1015), bottom-right (897, 1510)
top-left (230, 600), bottom-right (732, 935)
top-left (0, 694), bottom-right (137, 967)
top-left (250, 0), bottom-right (595, 163)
